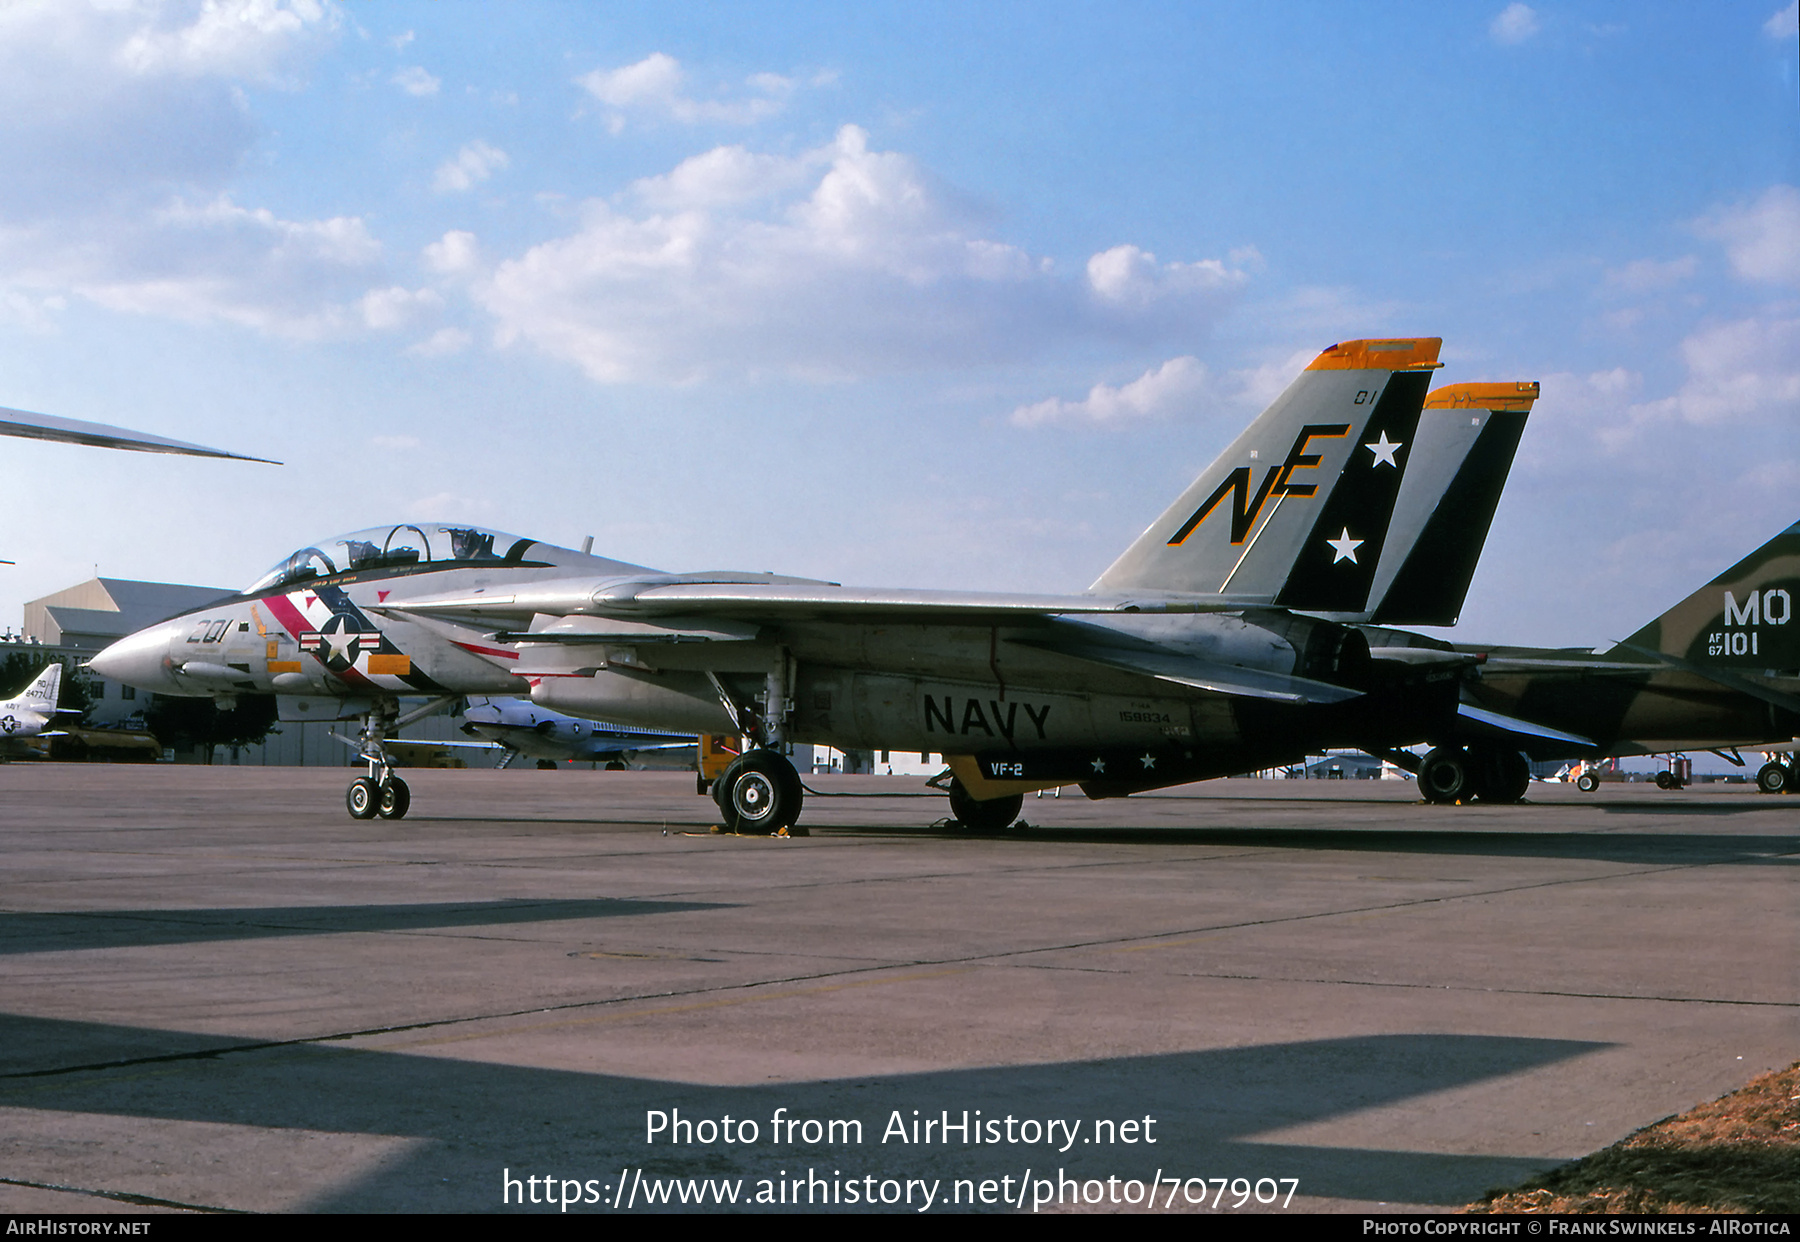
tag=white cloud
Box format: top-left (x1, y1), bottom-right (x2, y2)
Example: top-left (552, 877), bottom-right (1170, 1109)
top-left (1233, 346), bottom-right (1325, 410)
top-left (1489, 3), bottom-right (1540, 45)
top-left (0, 194), bottom-right (383, 338)
top-left (1654, 316), bottom-right (1800, 425)
top-left (1585, 366), bottom-right (1640, 398)
top-left (1560, 317), bottom-right (1800, 454)
top-left (1086, 245), bottom-right (1242, 309)
top-left (1766, 1), bottom-right (1798, 38)
top-left (113, 0), bottom-right (339, 83)
top-left (392, 64), bottom-right (438, 96)
top-left (432, 141), bottom-right (509, 193)
top-left (1604, 255), bottom-right (1698, 293)
top-left (577, 52), bottom-right (796, 132)
top-left (423, 230), bottom-right (481, 275)
top-left (473, 126), bottom-right (1250, 383)
top-left (1695, 185), bottom-right (1800, 286)
top-left (582, 50), bottom-right (682, 106)
top-left (629, 144), bottom-right (821, 210)
top-left (155, 195), bottom-right (379, 264)
top-left (0, 2), bottom-right (336, 217)
top-left (0, 2), bottom-right (372, 339)
top-left (359, 284), bottom-right (440, 331)
top-left (406, 326), bottom-right (471, 356)
top-left (0, 288), bottom-right (66, 332)
top-left (1011, 356), bottom-right (1211, 428)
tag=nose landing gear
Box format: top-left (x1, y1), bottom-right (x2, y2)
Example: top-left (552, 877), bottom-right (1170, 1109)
top-left (347, 758), bottom-right (410, 820)
top-left (345, 700), bottom-right (412, 821)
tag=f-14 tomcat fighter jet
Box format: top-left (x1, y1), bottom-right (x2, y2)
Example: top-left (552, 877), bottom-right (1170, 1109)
top-left (92, 338), bottom-right (1544, 830)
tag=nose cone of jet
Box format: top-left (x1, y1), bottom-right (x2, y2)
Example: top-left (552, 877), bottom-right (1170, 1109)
top-left (89, 622), bottom-right (184, 695)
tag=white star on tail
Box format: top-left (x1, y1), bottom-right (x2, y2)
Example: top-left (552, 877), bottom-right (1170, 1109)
top-left (1365, 431), bottom-right (1403, 467)
top-left (1327, 529), bottom-right (1363, 563)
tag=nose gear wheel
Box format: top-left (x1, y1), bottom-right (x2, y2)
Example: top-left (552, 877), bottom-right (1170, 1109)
top-left (344, 700), bottom-right (412, 821)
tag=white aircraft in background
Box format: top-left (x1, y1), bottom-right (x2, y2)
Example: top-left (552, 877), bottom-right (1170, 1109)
top-left (459, 696), bottom-right (696, 769)
top-left (331, 699), bottom-right (696, 776)
top-left (0, 662), bottom-right (75, 742)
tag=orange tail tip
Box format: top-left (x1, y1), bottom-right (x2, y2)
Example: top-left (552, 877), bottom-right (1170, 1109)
top-left (1305, 338), bottom-right (1444, 371)
top-left (1424, 381), bottom-right (1540, 411)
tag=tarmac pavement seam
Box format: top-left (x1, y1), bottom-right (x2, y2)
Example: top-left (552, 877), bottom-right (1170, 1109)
top-left (996, 961), bottom-right (1800, 1008)
top-left (0, 1175), bottom-right (226, 1214)
top-left (2, 839), bottom-right (1768, 1063)
top-left (9, 842), bottom-right (1772, 1086)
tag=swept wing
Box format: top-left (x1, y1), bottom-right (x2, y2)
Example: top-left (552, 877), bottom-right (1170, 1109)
top-left (0, 405), bottom-right (277, 462)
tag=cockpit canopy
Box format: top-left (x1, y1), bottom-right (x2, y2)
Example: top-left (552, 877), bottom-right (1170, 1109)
top-left (245, 524), bottom-right (568, 594)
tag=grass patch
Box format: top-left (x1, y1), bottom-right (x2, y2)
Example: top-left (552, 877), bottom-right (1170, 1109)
top-left (1468, 1061), bottom-right (1800, 1214)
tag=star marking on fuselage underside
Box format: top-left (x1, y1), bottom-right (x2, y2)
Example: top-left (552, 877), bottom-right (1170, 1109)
top-left (1327, 529), bottom-right (1364, 564)
top-left (1140, 753), bottom-right (1156, 769)
top-left (1365, 431), bottom-right (1403, 467)
top-left (1091, 757), bottom-right (1106, 773)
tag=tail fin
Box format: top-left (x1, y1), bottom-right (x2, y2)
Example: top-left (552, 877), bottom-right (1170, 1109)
top-left (1367, 381), bottom-right (1537, 625)
top-left (1092, 338), bottom-right (1442, 614)
top-left (1623, 521), bottom-right (1800, 672)
top-left (18, 661), bottom-right (61, 707)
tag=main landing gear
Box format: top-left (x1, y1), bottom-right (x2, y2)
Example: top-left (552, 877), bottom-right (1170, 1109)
top-left (704, 666), bottom-right (811, 836)
top-left (345, 700), bottom-right (410, 821)
top-left (1418, 744), bottom-right (1530, 805)
top-left (946, 777), bottom-right (1023, 834)
top-left (712, 748), bottom-right (806, 835)
top-left (1756, 760), bottom-right (1795, 794)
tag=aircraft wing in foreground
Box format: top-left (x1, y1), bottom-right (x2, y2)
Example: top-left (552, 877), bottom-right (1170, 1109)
top-left (0, 405), bottom-right (276, 462)
top-left (0, 403), bottom-right (275, 565)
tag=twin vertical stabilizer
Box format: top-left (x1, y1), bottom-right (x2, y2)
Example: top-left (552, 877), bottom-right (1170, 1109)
top-left (1092, 339), bottom-right (1444, 611)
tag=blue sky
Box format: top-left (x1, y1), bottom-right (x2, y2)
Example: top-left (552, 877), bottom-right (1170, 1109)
top-left (0, 0), bottom-right (1795, 647)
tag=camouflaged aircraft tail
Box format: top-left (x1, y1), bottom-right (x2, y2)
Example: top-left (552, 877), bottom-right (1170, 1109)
top-left (1092, 338), bottom-right (1442, 615)
top-left (1622, 521), bottom-right (1800, 674)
